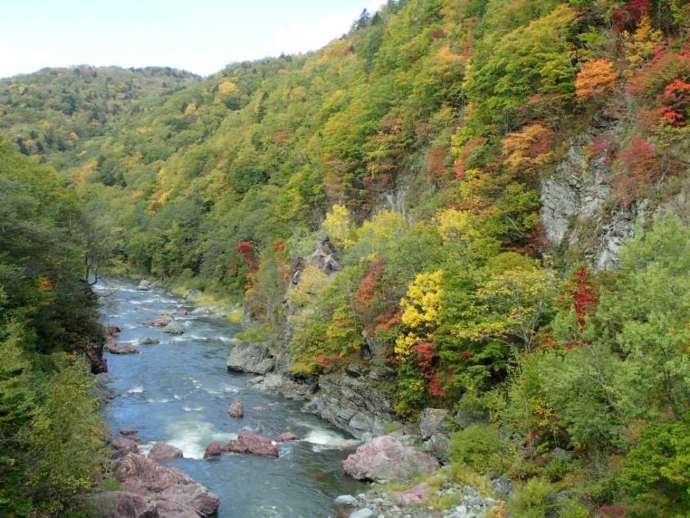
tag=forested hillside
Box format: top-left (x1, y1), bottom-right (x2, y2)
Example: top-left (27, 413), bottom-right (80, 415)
top-left (0, 141), bottom-right (107, 515)
top-left (0, 66), bottom-right (199, 169)
top-left (4, 0), bottom-right (690, 515)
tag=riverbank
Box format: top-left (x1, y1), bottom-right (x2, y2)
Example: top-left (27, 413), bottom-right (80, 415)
top-left (96, 278), bottom-right (365, 517)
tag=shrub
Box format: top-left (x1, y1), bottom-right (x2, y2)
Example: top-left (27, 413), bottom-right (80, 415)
top-left (508, 477), bottom-right (557, 518)
top-left (449, 423), bottom-right (508, 475)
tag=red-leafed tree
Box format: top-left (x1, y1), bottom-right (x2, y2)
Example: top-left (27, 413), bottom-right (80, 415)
top-left (235, 241), bottom-right (259, 272)
top-left (612, 0), bottom-right (651, 32)
top-left (613, 136), bottom-right (660, 206)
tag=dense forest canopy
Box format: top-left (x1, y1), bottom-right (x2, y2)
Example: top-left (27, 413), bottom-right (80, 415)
top-left (2, 0), bottom-right (690, 515)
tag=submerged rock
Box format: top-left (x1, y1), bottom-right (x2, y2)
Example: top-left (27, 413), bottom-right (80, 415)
top-left (276, 432), bottom-right (298, 443)
top-left (114, 453), bottom-right (219, 516)
top-left (228, 399), bottom-right (244, 418)
top-left (342, 435), bottom-right (439, 482)
top-left (226, 341), bottom-right (274, 374)
top-left (140, 337), bottom-right (160, 345)
top-left (148, 442), bottom-right (184, 462)
top-left (226, 431), bottom-right (278, 457)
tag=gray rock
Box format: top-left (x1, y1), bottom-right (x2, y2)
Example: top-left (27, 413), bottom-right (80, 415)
top-left (226, 341), bottom-right (274, 374)
top-left (342, 435), bottom-right (439, 482)
top-left (162, 321), bottom-right (185, 335)
top-left (334, 494), bottom-right (358, 506)
top-left (136, 280), bottom-right (152, 291)
top-left (425, 433), bottom-right (450, 463)
top-left (304, 372), bottom-right (395, 439)
top-left (306, 236), bottom-right (341, 274)
top-left (419, 408), bottom-right (449, 439)
top-left (140, 337), bottom-right (160, 345)
top-left (490, 476), bottom-right (513, 499)
top-left (350, 508), bottom-right (375, 518)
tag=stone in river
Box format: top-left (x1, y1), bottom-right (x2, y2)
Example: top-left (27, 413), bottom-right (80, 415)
top-left (228, 399), bottom-right (244, 418)
top-left (111, 436), bottom-right (140, 458)
top-left (114, 453), bottom-right (219, 516)
top-left (148, 442), bottom-right (184, 462)
top-left (106, 342), bottom-right (139, 355)
top-left (226, 431), bottom-right (278, 457)
top-left (276, 432), bottom-right (298, 443)
top-left (203, 441), bottom-right (225, 460)
top-left (162, 321), bottom-right (185, 335)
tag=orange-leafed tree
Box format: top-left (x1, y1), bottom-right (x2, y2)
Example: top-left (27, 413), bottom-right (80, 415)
top-left (576, 59), bottom-right (618, 101)
top-left (501, 123), bottom-right (555, 177)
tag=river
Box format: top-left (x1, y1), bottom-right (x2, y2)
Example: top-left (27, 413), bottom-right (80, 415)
top-left (95, 279), bottom-right (363, 517)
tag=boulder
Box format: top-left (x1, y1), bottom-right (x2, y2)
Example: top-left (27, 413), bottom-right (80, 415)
top-left (303, 372), bottom-right (395, 439)
top-left (419, 408), bottom-right (449, 439)
top-left (350, 509), bottom-right (375, 518)
top-left (145, 315), bottom-right (173, 327)
top-left (148, 443), bottom-right (184, 462)
top-left (203, 441), bottom-right (225, 460)
top-left (228, 399), bottom-right (244, 418)
top-left (334, 494), bottom-right (357, 507)
top-left (106, 341), bottom-right (139, 355)
top-left (140, 337), bottom-right (160, 345)
top-left (106, 325), bottom-right (122, 337)
top-left (394, 483), bottom-right (431, 506)
top-left (114, 453), bottom-right (219, 516)
top-left (87, 491), bottom-right (158, 518)
top-left (137, 280), bottom-right (152, 291)
top-left (226, 342), bottom-right (274, 374)
top-left (163, 321), bottom-right (185, 335)
top-left (226, 431), bottom-right (278, 457)
top-left (342, 435), bottom-right (439, 482)
top-left (120, 428), bottom-right (140, 439)
top-left (111, 436), bottom-right (140, 458)
top-left (425, 433), bottom-right (450, 463)
top-left (276, 432), bottom-right (298, 443)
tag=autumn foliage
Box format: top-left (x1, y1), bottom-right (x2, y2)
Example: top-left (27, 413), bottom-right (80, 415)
top-left (236, 241), bottom-right (259, 272)
top-left (575, 59), bottom-right (618, 101)
top-left (501, 123), bottom-right (554, 177)
top-left (613, 137), bottom-right (660, 206)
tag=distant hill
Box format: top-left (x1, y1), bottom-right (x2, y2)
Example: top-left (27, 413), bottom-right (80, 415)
top-left (0, 65), bottom-right (199, 168)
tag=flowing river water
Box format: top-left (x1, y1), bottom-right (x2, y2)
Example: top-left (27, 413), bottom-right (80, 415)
top-left (95, 279), bottom-right (364, 517)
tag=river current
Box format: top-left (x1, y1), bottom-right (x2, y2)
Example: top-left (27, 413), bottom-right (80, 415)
top-left (95, 279), bottom-right (363, 517)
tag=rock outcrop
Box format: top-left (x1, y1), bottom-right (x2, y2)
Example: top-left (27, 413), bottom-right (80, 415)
top-left (303, 371), bottom-right (395, 440)
top-left (113, 453), bottom-right (220, 516)
top-left (148, 442), bottom-right (184, 463)
top-left (226, 341), bottom-right (274, 374)
top-left (342, 435), bottom-right (439, 482)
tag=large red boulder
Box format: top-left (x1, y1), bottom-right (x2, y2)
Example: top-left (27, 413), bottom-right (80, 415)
top-left (342, 436), bottom-right (439, 482)
top-left (226, 431), bottom-right (278, 457)
top-left (114, 453), bottom-right (219, 516)
top-left (148, 443), bottom-right (184, 463)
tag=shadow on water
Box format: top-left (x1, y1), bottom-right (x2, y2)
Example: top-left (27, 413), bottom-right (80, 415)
top-left (96, 279), bottom-right (365, 518)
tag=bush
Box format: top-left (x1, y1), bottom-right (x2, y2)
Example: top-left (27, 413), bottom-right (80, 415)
top-left (508, 477), bottom-right (557, 518)
top-left (448, 423), bottom-right (508, 475)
